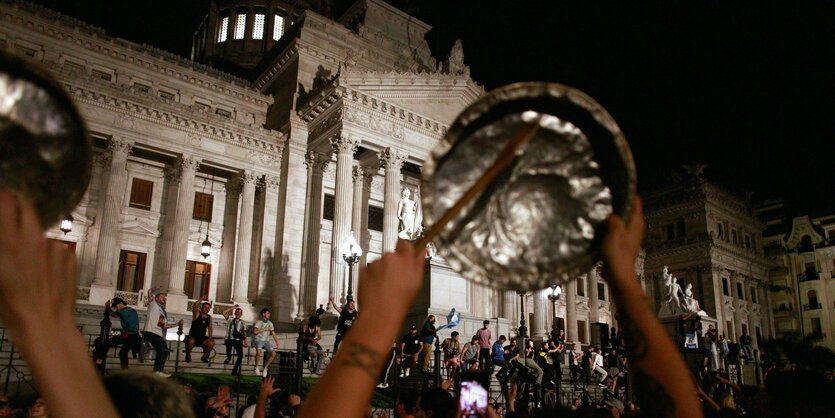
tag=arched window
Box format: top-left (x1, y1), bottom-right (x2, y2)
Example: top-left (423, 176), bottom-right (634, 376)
top-left (677, 218), bottom-right (686, 238)
top-left (807, 290), bottom-right (819, 308)
top-left (732, 230), bottom-right (739, 246)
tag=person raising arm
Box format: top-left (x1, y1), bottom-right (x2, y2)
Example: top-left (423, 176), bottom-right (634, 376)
top-left (298, 240), bottom-right (426, 418)
top-left (601, 196), bottom-right (703, 418)
top-left (0, 190), bottom-right (119, 418)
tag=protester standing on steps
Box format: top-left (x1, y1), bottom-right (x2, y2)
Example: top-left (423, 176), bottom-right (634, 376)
top-left (418, 315), bottom-right (437, 373)
top-left (329, 296), bottom-right (358, 353)
top-left (93, 296), bottom-right (141, 370)
top-left (253, 308), bottom-right (280, 377)
top-left (185, 300), bottom-right (214, 363)
top-left (399, 325), bottom-right (421, 377)
top-left (142, 289), bottom-right (183, 377)
top-left (476, 320), bottom-right (493, 372)
top-left (221, 304), bottom-right (246, 375)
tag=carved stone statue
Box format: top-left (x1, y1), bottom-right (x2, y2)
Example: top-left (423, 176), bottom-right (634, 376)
top-left (660, 265), bottom-right (685, 315)
top-left (397, 188), bottom-right (417, 239)
top-left (683, 283), bottom-right (707, 316)
top-left (440, 39), bottom-right (470, 76)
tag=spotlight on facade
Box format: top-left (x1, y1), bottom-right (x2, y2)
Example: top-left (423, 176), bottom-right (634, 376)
top-left (59, 214), bottom-right (73, 235)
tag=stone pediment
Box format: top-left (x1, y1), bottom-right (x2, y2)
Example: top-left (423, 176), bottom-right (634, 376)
top-left (120, 218), bottom-right (160, 237)
top-left (784, 216), bottom-right (825, 249)
top-left (340, 69), bottom-right (483, 124)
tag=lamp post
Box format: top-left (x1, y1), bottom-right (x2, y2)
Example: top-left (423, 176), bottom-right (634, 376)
top-left (517, 291), bottom-right (528, 361)
top-left (548, 284), bottom-right (562, 338)
top-left (340, 232), bottom-right (363, 302)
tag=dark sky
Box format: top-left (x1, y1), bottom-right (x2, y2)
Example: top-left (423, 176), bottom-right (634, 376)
top-left (27, 0), bottom-right (835, 217)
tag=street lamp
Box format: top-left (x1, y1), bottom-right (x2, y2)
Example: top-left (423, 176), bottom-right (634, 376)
top-left (548, 284), bottom-right (562, 337)
top-left (200, 233), bottom-right (212, 259)
top-left (340, 232), bottom-right (363, 302)
top-left (59, 214), bottom-right (73, 235)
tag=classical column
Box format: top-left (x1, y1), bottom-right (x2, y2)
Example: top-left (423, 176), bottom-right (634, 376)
top-left (378, 147), bottom-right (406, 253)
top-left (532, 288), bottom-right (549, 340)
top-left (216, 177), bottom-right (241, 303)
top-left (358, 167), bottom-right (374, 276)
top-left (166, 156), bottom-right (201, 308)
top-left (329, 134), bottom-right (358, 301)
top-left (232, 171), bottom-right (258, 304)
top-left (566, 279), bottom-right (578, 343)
top-left (350, 166), bottom-right (365, 292)
top-left (503, 290), bottom-right (517, 323)
top-left (259, 175), bottom-right (281, 307)
top-left (296, 152), bottom-right (329, 319)
top-left (90, 138), bottom-right (133, 303)
top-left (152, 167), bottom-right (180, 290)
top-left (588, 269), bottom-right (600, 323)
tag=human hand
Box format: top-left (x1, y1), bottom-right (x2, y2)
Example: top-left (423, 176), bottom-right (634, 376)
top-left (0, 190), bottom-right (79, 333)
top-left (601, 196), bottom-right (645, 285)
top-left (259, 376), bottom-right (281, 398)
top-left (358, 240), bottom-right (425, 317)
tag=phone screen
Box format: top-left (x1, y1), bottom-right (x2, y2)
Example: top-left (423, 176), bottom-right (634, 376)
top-left (458, 371), bottom-right (489, 418)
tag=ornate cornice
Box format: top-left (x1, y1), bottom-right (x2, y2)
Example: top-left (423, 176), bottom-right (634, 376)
top-left (0, 2), bottom-right (270, 105)
top-left (65, 83), bottom-right (283, 158)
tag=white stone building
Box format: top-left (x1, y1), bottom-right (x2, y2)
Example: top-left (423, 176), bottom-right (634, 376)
top-left (1, 0), bottom-right (633, 346)
top-left (757, 201), bottom-right (835, 350)
top-left (643, 170), bottom-right (775, 348)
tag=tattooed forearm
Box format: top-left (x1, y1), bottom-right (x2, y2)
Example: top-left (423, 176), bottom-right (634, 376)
top-left (336, 342), bottom-right (384, 380)
top-left (616, 295), bottom-right (651, 362)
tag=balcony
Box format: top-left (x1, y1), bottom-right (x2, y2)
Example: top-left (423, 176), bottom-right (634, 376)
top-left (773, 305), bottom-right (794, 313)
top-left (798, 273), bottom-right (821, 282)
top-left (803, 303), bottom-right (822, 311)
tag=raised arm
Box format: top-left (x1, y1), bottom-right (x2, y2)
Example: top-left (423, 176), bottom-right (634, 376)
top-left (0, 190), bottom-right (119, 418)
top-left (191, 299), bottom-right (201, 320)
top-left (298, 241), bottom-right (426, 418)
top-left (601, 197), bottom-right (703, 418)
top-left (328, 297), bottom-right (342, 313)
top-left (221, 304), bottom-right (238, 321)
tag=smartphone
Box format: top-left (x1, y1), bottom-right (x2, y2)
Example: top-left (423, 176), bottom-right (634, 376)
top-left (458, 370), bottom-right (490, 418)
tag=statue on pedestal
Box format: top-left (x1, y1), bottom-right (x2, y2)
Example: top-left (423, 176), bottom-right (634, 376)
top-left (683, 283), bottom-right (707, 316)
top-left (397, 188), bottom-right (417, 240)
top-left (660, 265), bottom-right (707, 317)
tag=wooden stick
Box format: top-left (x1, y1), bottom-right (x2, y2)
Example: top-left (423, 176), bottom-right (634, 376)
top-left (415, 122), bottom-right (540, 251)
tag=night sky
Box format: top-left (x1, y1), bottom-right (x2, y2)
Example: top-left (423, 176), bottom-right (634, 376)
top-left (25, 0), bottom-right (835, 217)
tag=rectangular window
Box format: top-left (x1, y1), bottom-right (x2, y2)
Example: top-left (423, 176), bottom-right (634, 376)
top-left (218, 16), bottom-right (229, 42)
top-left (750, 286), bottom-right (758, 304)
top-left (193, 101), bottom-right (210, 112)
top-left (323, 194), bottom-right (334, 221)
top-left (722, 278), bottom-right (730, 296)
top-left (368, 205), bottom-right (383, 232)
top-left (63, 60), bottom-right (84, 73)
top-left (273, 14), bottom-right (285, 40)
top-left (597, 282), bottom-right (606, 301)
top-left (193, 192), bottom-right (214, 222)
top-left (577, 278), bottom-right (586, 296)
top-left (184, 261), bottom-right (211, 300)
top-left (253, 14), bottom-right (265, 39)
top-left (91, 69), bottom-right (112, 82)
top-left (117, 250), bottom-right (146, 293)
top-left (129, 178), bottom-right (154, 210)
top-left (726, 320), bottom-right (735, 341)
top-left (15, 44), bottom-right (37, 58)
top-left (133, 83), bottom-right (151, 94)
top-left (159, 90), bottom-right (175, 101)
top-left (736, 282), bottom-right (745, 300)
top-left (215, 108), bottom-right (232, 118)
top-left (234, 14), bottom-right (246, 40)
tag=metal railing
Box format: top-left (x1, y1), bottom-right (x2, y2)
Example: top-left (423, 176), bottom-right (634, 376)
top-left (803, 303), bottom-right (822, 311)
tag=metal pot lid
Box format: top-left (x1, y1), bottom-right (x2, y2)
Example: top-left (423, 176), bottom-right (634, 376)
top-left (422, 82), bottom-right (636, 291)
top-left (0, 51), bottom-right (91, 229)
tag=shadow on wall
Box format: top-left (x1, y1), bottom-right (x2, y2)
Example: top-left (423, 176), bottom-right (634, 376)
top-left (295, 65), bottom-right (335, 110)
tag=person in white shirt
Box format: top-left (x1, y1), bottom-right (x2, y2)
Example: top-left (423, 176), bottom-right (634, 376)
top-left (142, 290), bottom-right (183, 377)
top-left (590, 345), bottom-right (608, 387)
top-left (253, 308), bottom-right (281, 377)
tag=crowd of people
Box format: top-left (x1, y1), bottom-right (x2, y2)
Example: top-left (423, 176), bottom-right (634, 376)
top-left (1, 183), bottom-right (834, 418)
